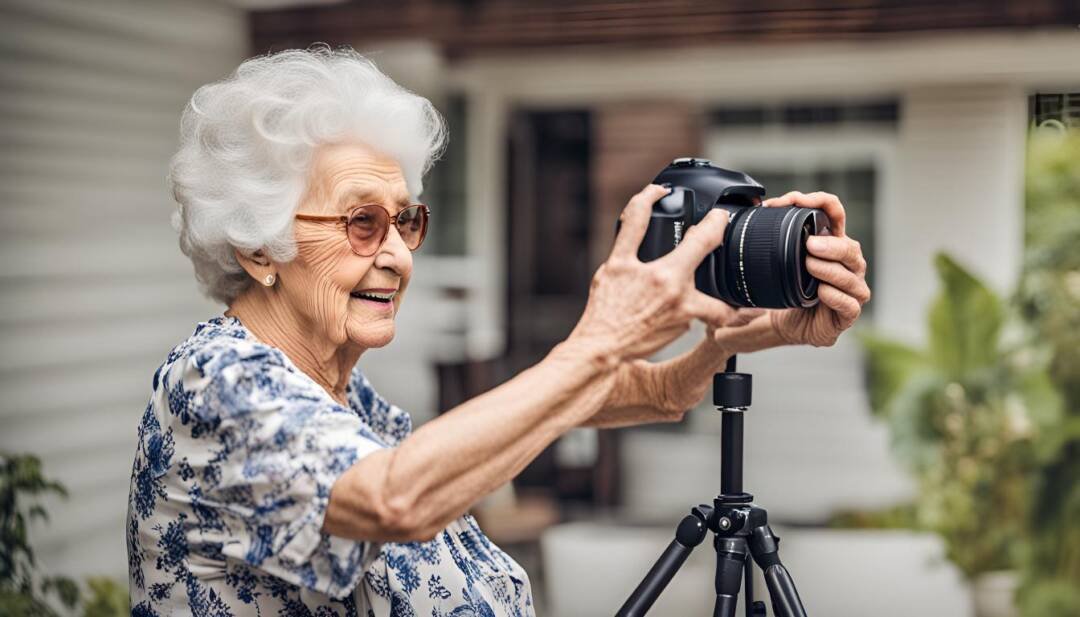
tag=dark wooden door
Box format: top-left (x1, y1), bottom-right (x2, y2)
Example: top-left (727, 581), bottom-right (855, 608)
top-left (503, 109), bottom-right (599, 502)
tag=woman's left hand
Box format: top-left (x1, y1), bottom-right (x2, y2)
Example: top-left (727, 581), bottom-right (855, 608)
top-left (763, 191), bottom-right (871, 347)
top-left (592, 190), bottom-right (871, 426)
top-left (592, 309), bottom-right (762, 426)
top-left (712, 191), bottom-right (871, 352)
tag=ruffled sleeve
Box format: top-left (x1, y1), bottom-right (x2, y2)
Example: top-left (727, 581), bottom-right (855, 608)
top-left (348, 367), bottom-right (413, 446)
top-left (165, 336), bottom-right (385, 599)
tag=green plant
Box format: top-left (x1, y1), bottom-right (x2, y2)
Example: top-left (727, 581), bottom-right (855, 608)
top-left (860, 254), bottom-right (1063, 578)
top-left (0, 452), bottom-right (130, 617)
top-left (1013, 129), bottom-right (1080, 617)
top-left (1, 452), bottom-right (79, 615)
top-left (81, 578), bottom-right (129, 617)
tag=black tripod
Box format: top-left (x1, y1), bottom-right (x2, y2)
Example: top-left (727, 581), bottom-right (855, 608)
top-left (616, 356), bottom-right (809, 617)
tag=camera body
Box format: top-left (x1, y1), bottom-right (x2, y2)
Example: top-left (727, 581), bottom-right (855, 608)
top-left (638, 158), bottom-right (829, 309)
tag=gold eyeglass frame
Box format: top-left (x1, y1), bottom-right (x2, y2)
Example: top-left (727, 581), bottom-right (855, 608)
top-left (294, 204), bottom-right (431, 257)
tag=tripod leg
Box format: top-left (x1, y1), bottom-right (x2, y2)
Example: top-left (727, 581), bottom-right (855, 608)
top-left (748, 525), bottom-right (808, 617)
top-left (740, 553), bottom-right (770, 617)
top-left (713, 537), bottom-right (748, 617)
top-left (617, 511), bottom-right (710, 617)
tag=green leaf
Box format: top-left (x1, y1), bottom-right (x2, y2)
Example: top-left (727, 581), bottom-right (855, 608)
top-left (1017, 368), bottom-right (1065, 434)
top-left (882, 371), bottom-right (948, 473)
top-left (82, 577), bottom-right (131, 617)
top-left (0, 587), bottom-right (61, 617)
top-left (859, 332), bottom-right (928, 415)
top-left (927, 253), bottom-right (1004, 379)
top-left (41, 576), bottom-right (79, 610)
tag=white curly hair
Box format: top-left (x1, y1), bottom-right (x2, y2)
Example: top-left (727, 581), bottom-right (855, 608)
top-left (169, 44), bottom-right (447, 304)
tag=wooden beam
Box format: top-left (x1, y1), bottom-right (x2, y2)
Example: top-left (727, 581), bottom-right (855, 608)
top-left (250, 0), bottom-right (1080, 57)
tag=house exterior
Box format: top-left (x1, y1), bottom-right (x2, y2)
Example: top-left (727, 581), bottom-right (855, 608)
top-left (251, 0), bottom-right (1080, 517)
top-left (1, 1), bottom-right (1077, 613)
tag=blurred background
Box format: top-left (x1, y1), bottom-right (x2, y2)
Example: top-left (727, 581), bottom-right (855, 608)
top-left (1, 1), bottom-right (1078, 615)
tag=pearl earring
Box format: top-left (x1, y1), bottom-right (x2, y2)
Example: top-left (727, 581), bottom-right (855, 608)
top-left (263, 274), bottom-right (275, 287)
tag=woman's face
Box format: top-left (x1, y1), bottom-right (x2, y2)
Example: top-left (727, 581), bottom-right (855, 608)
top-left (275, 142), bottom-right (414, 350)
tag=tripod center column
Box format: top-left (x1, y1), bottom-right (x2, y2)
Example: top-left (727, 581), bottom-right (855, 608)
top-left (720, 410), bottom-right (744, 494)
top-left (713, 369), bottom-right (752, 498)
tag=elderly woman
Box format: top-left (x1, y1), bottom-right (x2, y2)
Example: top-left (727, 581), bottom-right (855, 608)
top-left (126, 47), bottom-right (869, 616)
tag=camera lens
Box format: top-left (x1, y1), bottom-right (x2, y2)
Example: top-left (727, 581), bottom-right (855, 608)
top-left (721, 206), bottom-right (822, 309)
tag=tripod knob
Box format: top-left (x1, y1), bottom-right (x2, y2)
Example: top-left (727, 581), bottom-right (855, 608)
top-left (713, 372), bottom-right (752, 408)
top-left (751, 601), bottom-right (767, 616)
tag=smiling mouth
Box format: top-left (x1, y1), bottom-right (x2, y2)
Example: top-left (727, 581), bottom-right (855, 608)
top-left (350, 290), bottom-right (396, 303)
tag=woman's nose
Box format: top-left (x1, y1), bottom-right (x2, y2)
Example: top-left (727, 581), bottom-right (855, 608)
top-left (374, 225), bottom-right (413, 275)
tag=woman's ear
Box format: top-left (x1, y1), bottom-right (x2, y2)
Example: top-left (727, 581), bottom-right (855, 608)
top-left (234, 248), bottom-right (278, 287)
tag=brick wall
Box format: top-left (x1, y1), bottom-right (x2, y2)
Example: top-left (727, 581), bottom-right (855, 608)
top-left (590, 101), bottom-right (703, 269)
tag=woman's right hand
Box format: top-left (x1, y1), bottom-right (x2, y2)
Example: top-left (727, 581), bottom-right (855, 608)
top-left (567, 184), bottom-right (739, 365)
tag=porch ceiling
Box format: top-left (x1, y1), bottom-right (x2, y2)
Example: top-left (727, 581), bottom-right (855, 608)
top-left (250, 0), bottom-right (1080, 57)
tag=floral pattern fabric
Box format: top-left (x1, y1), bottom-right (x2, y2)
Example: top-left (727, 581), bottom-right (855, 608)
top-left (127, 316), bottom-right (534, 616)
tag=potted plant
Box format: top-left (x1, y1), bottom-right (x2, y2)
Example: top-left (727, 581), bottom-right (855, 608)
top-left (860, 253), bottom-right (1063, 617)
top-left (1011, 129), bottom-right (1080, 617)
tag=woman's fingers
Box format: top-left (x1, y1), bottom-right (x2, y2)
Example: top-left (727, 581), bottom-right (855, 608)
top-left (726, 308), bottom-right (766, 328)
top-left (611, 184), bottom-right (670, 260)
top-left (659, 208), bottom-right (729, 274)
top-left (806, 256), bottom-right (871, 305)
top-left (763, 191), bottom-right (846, 238)
top-left (682, 289), bottom-right (737, 328)
top-left (818, 283), bottom-right (861, 329)
top-left (806, 235), bottom-right (867, 276)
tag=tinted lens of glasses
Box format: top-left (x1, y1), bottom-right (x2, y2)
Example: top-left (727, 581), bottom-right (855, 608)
top-left (346, 207), bottom-right (390, 256)
top-left (396, 205), bottom-right (429, 250)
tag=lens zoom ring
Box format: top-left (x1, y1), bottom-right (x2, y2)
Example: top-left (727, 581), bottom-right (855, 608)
top-left (741, 207), bottom-right (788, 308)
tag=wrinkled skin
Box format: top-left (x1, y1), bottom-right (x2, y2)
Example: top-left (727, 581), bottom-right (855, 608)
top-left (228, 141), bottom-right (414, 403)
top-left (712, 190), bottom-right (872, 352)
top-left (600, 190), bottom-right (871, 425)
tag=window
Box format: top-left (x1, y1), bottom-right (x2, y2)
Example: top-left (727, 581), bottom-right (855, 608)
top-left (706, 99), bottom-right (899, 315)
top-left (1030, 92), bottom-right (1080, 130)
top-left (745, 166), bottom-right (877, 298)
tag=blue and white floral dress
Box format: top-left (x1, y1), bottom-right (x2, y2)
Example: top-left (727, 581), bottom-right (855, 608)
top-left (127, 316), bottom-right (534, 616)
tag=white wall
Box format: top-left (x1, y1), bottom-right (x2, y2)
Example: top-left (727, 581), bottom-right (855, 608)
top-left (0, 0), bottom-right (246, 580)
top-left (880, 84), bottom-right (1028, 343)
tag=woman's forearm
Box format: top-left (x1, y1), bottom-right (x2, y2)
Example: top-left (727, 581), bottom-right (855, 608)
top-left (580, 316), bottom-right (787, 429)
top-left (580, 358), bottom-right (672, 428)
top-left (324, 338), bottom-right (616, 541)
top-left (582, 340), bottom-right (733, 429)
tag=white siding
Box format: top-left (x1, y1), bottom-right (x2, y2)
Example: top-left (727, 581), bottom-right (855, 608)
top-left (0, 0), bottom-right (246, 580)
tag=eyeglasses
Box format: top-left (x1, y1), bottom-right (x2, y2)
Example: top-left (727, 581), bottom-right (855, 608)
top-left (295, 203), bottom-right (430, 257)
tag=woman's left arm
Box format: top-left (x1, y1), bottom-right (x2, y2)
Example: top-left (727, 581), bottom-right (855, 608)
top-left (587, 191), bottom-right (870, 427)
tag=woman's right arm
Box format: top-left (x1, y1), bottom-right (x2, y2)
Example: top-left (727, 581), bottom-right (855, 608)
top-left (323, 184), bottom-right (737, 542)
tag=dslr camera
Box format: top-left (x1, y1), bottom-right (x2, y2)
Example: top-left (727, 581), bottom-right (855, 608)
top-left (638, 158), bottom-right (830, 309)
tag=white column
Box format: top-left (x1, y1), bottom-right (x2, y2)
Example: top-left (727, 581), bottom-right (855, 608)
top-left (878, 85), bottom-right (1027, 343)
top-left (464, 90), bottom-right (508, 358)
